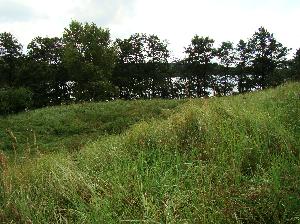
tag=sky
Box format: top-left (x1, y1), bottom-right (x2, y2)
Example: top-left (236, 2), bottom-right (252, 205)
top-left (0, 0), bottom-right (299, 58)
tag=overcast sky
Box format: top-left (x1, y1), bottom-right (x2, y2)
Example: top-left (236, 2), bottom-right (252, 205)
top-left (0, 0), bottom-right (299, 58)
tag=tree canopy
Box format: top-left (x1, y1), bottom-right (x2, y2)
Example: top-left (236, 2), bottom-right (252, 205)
top-left (0, 22), bottom-right (298, 114)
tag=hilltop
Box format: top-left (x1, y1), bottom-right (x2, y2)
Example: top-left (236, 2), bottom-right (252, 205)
top-left (0, 82), bottom-right (299, 223)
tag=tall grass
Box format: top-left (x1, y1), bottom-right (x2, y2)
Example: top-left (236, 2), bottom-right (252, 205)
top-left (0, 83), bottom-right (299, 223)
top-left (0, 99), bottom-right (183, 155)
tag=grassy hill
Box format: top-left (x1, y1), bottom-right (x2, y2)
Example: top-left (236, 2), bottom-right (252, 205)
top-left (0, 100), bottom-right (184, 155)
top-left (0, 82), bottom-right (299, 223)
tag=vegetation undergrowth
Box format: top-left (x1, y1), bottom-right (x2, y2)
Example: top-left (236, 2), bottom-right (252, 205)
top-left (0, 99), bottom-right (183, 155)
top-left (0, 82), bottom-right (299, 223)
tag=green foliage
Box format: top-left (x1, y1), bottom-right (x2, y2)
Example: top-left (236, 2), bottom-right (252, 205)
top-left (248, 27), bottom-right (290, 88)
top-left (0, 83), bottom-right (299, 223)
top-left (114, 33), bottom-right (171, 99)
top-left (235, 39), bottom-right (255, 93)
top-left (27, 37), bottom-right (63, 65)
top-left (214, 41), bottom-right (236, 96)
top-left (0, 25), bottom-right (298, 113)
top-left (23, 36), bottom-right (70, 107)
top-left (0, 32), bottom-right (23, 87)
top-left (290, 48), bottom-right (300, 81)
top-left (0, 32), bottom-right (22, 59)
top-left (63, 20), bottom-right (117, 101)
top-left (0, 87), bottom-right (32, 115)
top-left (184, 35), bottom-right (216, 97)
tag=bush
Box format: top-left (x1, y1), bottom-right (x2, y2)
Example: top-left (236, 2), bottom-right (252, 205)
top-left (0, 87), bottom-right (33, 115)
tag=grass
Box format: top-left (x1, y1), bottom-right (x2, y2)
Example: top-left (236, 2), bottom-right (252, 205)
top-left (0, 99), bottom-right (183, 154)
top-left (0, 82), bottom-right (299, 223)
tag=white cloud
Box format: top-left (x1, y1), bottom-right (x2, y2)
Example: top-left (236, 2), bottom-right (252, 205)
top-left (0, 0), bottom-right (299, 56)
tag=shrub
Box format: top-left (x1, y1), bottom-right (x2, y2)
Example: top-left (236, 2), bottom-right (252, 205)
top-left (0, 87), bottom-right (33, 115)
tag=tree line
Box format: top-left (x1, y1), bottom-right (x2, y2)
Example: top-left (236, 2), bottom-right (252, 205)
top-left (0, 20), bottom-right (299, 114)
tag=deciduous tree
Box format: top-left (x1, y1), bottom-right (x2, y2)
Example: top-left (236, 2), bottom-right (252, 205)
top-left (0, 32), bottom-right (23, 87)
top-left (215, 41), bottom-right (236, 96)
top-left (63, 21), bottom-right (117, 101)
top-left (184, 36), bottom-right (216, 97)
top-left (248, 27), bottom-right (289, 88)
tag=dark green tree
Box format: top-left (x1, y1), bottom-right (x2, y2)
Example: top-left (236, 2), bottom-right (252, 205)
top-left (290, 48), bottom-right (300, 81)
top-left (63, 21), bottom-right (117, 101)
top-left (114, 34), bottom-right (171, 99)
top-left (214, 41), bottom-right (236, 96)
top-left (235, 39), bottom-right (254, 93)
top-left (0, 32), bottom-right (23, 87)
top-left (248, 27), bottom-right (289, 88)
top-left (144, 34), bottom-right (170, 98)
top-left (114, 33), bottom-right (146, 99)
top-left (24, 36), bottom-right (69, 106)
top-left (27, 37), bottom-right (63, 64)
top-left (184, 36), bottom-right (216, 97)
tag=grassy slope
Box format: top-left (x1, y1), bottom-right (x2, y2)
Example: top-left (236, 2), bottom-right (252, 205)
top-left (0, 83), bottom-right (299, 223)
top-left (0, 99), bottom-right (183, 154)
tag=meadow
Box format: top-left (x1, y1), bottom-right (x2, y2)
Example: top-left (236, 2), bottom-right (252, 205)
top-left (0, 82), bottom-right (299, 223)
